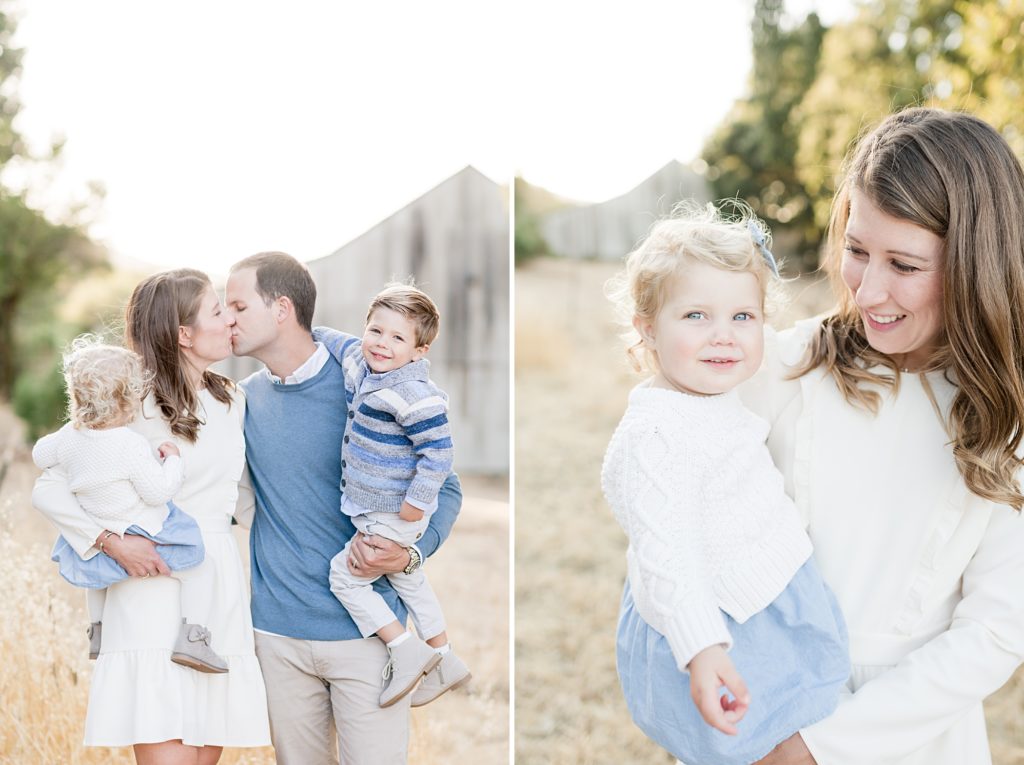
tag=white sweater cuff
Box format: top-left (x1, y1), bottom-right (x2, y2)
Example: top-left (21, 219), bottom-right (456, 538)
top-left (662, 599), bottom-right (733, 673)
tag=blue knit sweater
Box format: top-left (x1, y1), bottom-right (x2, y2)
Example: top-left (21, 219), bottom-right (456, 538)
top-left (325, 330), bottom-right (454, 514)
top-left (240, 329), bottom-right (462, 641)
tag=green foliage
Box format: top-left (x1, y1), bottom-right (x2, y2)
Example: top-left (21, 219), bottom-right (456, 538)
top-left (705, 0), bottom-right (1024, 270)
top-left (0, 2), bottom-right (109, 420)
top-left (702, 0), bottom-right (826, 270)
top-left (12, 357), bottom-right (65, 441)
top-left (514, 177), bottom-right (551, 265)
top-left (795, 0), bottom-right (964, 231)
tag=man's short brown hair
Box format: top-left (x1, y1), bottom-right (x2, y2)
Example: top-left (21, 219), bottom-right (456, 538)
top-left (231, 251), bottom-right (317, 331)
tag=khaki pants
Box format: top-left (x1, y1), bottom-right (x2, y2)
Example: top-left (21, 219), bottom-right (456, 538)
top-left (254, 631), bottom-right (411, 765)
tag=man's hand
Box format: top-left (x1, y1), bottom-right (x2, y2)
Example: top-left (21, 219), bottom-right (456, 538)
top-left (98, 533), bottom-right (171, 577)
top-left (687, 645), bottom-right (751, 736)
top-left (753, 733), bottom-right (817, 764)
top-left (347, 531), bottom-right (410, 578)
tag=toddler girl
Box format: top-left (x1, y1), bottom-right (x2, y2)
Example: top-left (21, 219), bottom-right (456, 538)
top-left (601, 204), bottom-right (849, 764)
top-left (32, 336), bottom-right (229, 673)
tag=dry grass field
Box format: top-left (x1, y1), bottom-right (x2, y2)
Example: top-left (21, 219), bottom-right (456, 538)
top-left (514, 256), bottom-right (1024, 765)
top-left (0, 405), bottom-right (508, 765)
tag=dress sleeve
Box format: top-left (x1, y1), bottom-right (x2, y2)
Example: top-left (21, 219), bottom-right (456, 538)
top-left (234, 462), bottom-right (256, 529)
top-left (611, 421), bottom-right (732, 672)
top-left (31, 467), bottom-right (105, 559)
top-left (416, 472), bottom-right (462, 558)
top-left (801, 504), bottom-right (1024, 764)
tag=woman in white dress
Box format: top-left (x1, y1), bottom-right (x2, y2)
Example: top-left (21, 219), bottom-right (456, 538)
top-left (743, 108), bottom-right (1024, 763)
top-left (33, 269), bottom-right (270, 764)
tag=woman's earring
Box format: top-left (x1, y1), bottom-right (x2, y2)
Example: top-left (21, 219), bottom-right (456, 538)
top-left (188, 342), bottom-right (194, 348)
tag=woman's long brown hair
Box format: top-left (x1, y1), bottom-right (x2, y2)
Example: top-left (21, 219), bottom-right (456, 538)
top-left (798, 107), bottom-right (1024, 511)
top-left (125, 269), bottom-right (234, 443)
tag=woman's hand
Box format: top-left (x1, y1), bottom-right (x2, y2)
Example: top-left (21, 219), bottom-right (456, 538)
top-left (347, 531), bottom-right (410, 577)
top-left (754, 733), bottom-right (817, 764)
top-left (98, 532), bottom-right (171, 577)
top-left (687, 645), bottom-right (751, 735)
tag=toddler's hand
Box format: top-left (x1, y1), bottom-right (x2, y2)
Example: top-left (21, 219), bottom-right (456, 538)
top-left (687, 645), bottom-right (750, 736)
top-left (399, 501), bottom-right (425, 522)
top-left (158, 442), bottom-right (180, 459)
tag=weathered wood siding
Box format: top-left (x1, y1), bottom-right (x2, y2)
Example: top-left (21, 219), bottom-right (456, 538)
top-left (540, 161), bottom-right (711, 260)
top-left (219, 166), bottom-right (509, 474)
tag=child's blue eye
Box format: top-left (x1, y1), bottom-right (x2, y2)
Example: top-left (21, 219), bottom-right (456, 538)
top-left (734, 312), bottom-right (755, 321)
top-left (684, 311), bottom-right (704, 320)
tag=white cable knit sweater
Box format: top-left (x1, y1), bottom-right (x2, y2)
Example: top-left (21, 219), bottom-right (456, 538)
top-left (601, 381), bottom-right (812, 671)
top-left (32, 422), bottom-right (183, 536)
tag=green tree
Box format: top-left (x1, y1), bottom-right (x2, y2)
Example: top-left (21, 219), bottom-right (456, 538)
top-left (794, 0), bottom-right (964, 232)
top-left (702, 0), bottom-right (826, 270)
top-left (514, 178), bottom-right (548, 264)
top-left (0, 1), bottom-right (107, 433)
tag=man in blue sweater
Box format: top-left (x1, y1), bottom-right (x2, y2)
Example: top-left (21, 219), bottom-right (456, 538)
top-left (225, 251), bottom-right (462, 765)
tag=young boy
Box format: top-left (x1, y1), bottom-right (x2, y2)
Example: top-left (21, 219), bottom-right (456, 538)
top-left (328, 283), bottom-right (471, 708)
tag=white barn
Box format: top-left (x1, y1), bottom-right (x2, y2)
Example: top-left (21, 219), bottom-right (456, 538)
top-left (539, 161), bottom-right (711, 260)
top-left (220, 166), bottom-right (509, 475)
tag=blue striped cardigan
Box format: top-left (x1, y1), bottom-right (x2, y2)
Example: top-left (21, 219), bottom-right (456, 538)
top-left (316, 326), bottom-right (454, 515)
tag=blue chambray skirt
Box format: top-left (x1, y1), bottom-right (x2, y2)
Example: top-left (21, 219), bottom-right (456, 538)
top-left (617, 557), bottom-right (850, 765)
top-left (51, 502), bottom-right (205, 589)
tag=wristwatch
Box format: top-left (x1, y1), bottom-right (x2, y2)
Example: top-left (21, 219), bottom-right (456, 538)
top-left (403, 545), bottom-right (422, 575)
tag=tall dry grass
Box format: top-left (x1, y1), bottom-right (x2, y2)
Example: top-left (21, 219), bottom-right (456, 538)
top-left (514, 256), bottom-right (1024, 765)
top-left (0, 424), bottom-right (508, 765)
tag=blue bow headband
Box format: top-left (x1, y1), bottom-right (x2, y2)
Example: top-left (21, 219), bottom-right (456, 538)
top-left (747, 220), bottom-right (780, 278)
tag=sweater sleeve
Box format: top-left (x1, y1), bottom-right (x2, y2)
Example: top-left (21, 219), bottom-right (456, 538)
top-left (31, 427), bottom-right (65, 470)
top-left (607, 420), bottom-right (732, 672)
top-left (124, 434), bottom-right (185, 506)
top-left (802, 504), bottom-right (1024, 764)
top-left (392, 384), bottom-right (454, 507)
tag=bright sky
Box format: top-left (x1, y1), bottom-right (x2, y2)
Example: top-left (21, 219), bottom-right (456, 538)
top-left (10, 1), bottom-right (856, 277)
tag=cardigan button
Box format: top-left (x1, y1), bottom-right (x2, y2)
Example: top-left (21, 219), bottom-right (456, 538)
top-left (341, 460), bottom-right (346, 468)
top-left (341, 479), bottom-right (346, 487)
top-left (344, 435), bottom-right (350, 444)
top-left (347, 411), bottom-right (354, 419)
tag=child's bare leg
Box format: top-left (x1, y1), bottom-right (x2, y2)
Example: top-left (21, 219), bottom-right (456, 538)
top-left (174, 567), bottom-right (214, 627)
top-left (426, 631), bottom-right (448, 649)
top-left (86, 589), bottom-right (106, 659)
top-left (170, 565), bottom-right (228, 673)
top-left (376, 621), bottom-right (406, 643)
top-left (86, 588), bottom-right (106, 624)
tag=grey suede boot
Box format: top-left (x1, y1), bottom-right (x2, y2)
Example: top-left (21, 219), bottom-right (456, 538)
top-left (87, 622), bottom-right (102, 660)
top-left (379, 636), bottom-right (442, 707)
top-left (410, 648), bottom-right (472, 706)
top-left (170, 618), bottom-right (229, 674)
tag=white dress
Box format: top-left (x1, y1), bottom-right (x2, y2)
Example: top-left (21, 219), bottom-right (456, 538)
top-left (78, 389), bottom-right (270, 746)
top-left (742, 321), bottom-right (1024, 765)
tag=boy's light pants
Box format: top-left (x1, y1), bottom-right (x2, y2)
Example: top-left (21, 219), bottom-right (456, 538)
top-left (328, 510), bottom-right (447, 640)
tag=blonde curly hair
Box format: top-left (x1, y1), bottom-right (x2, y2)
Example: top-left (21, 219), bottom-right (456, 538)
top-left (606, 200), bottom-right (784, 373)
top-left (63, 335), bottom-right (150, 429)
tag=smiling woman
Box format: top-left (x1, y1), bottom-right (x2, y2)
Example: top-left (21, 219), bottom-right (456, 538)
top-left (740, 107), bottom-right (1024, 765)
top-left (840, 189), bottom-right (945, 372)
